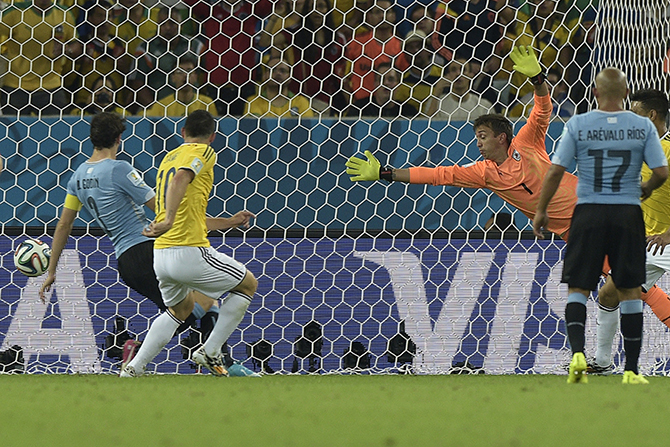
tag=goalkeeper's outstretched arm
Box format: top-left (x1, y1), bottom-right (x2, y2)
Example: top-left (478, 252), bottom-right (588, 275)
top-left (346, 151), bottom-right (476, 186)
top-left (386, 168), bottom-right (410, 182)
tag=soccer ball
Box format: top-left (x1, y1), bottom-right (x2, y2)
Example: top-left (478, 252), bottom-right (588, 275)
top-left (13, 239), bottom-right (51, 277)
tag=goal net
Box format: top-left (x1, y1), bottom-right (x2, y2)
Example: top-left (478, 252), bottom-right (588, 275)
top-left (1, 0), bottom-right (669, 375)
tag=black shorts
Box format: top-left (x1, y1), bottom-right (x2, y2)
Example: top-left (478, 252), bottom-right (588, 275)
top-left (116, 240), bottom-right (166, 311)
top-left (562, 204), bottom-right (646, 290)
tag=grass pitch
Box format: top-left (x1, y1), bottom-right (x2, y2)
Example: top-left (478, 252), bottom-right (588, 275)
top-left (0, 373), bottom-right (665, 447)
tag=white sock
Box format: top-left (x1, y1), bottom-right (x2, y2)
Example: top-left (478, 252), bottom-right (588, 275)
top-left (128, 311), bottom-right (182, 370)
top-left (595, 304), bottom-right (619, 366)
top-left (202, 291), bottom-right (251, 357)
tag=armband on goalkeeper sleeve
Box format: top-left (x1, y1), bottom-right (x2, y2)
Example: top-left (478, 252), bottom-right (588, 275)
top-left (380, 167), bottom-right (393, 182)
top-left (530, 72), bottom-right (545, 86)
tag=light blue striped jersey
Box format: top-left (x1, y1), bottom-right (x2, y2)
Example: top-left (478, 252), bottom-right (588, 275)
top-left (552, 110), bottom-right (667, 205)
top-left (66, 159), bottom-right (155, 257)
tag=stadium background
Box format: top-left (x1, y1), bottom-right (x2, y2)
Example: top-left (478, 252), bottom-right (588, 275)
top-left (1, 0), bottom-right (670, 375)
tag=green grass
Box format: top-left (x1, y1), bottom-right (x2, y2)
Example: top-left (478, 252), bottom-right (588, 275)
top-left (0, 374), bottom-right (666, 447)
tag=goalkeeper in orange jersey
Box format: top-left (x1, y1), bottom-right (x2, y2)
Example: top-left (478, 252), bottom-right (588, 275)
top-left (346, 46), bottom-right (670, 346)
top-left (348, 46), bottom-right (576, 237)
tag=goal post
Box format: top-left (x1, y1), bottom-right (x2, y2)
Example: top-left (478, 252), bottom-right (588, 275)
top-left (592, 0), bottom-right (670, 95)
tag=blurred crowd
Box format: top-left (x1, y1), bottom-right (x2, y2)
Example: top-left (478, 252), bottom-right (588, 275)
top-left (0, 0), bottom-right (600, 120)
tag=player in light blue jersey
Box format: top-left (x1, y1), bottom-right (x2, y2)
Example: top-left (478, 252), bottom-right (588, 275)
top-left (64, 142), bottom-right (154, 259)
top-left (533, 68), bottom-right (668, 384)
top-left (554, 108), bottom-right (664, 206)
top-left (39, 113), bottom-right (259, 376)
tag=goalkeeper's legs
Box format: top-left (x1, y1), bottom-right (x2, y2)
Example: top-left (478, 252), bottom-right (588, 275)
top-left (640, 250), bottom-right (670, 328)
top-left (641, 285), bottom-right (670, 328)
top-left (594, 283), bottom-right (668, 369)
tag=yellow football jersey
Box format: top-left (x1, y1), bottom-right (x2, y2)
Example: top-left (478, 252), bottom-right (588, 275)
top-left (145, 93), bottom-right (218, 117)
top-left (113, 6), bottom-right (159, 55)
top-left (393, 65), bottom-right (445, 114)
top-left (245, 92), bottom-right (314, 118)
top-left (154, 143), bottom-right (216, 249)
top-left (641, 134), bottom-right (670, 236)
top-left (0, 2), bottom-right (76, 90)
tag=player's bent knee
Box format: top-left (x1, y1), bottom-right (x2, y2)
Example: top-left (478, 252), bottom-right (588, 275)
top-left (191, 290), bottom-right (216, 311)
top-left (234, 270), bottom-right (258, 298)
top-left (598, 288), bottom-right (618, 308)
top-left (170, 297), bottom-right (195, 321)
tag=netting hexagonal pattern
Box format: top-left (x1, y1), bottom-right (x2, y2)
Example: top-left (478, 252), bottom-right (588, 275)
top-left (1, 0), bottom-right (670, 375)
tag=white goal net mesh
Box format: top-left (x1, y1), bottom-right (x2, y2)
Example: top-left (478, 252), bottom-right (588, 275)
top-left (1, 0), bottom-right (669, 375)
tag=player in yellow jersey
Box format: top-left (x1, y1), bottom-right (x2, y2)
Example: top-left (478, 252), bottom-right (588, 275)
top-left (592, 88), bottom-right (670, 374)
top-left (0, 0), bottom-right (76, 115)
top-left (120, 110), bottom-right (258, 377)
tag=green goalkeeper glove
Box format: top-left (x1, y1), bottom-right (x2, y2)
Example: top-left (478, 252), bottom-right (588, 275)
top-left (346, 150), bottom-right (381, 182)
top-left (510, 45), bottom-right (543, 79)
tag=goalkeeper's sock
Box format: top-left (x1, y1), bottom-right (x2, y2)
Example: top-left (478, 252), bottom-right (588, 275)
top-left (565, 295), bottom-right (587, 354)
top-left (595, 303), bottom-right (619, 367)
top-left (641, 285), bottom-right (670, 328)
top-left (620, 300), bottom-right (643, 374)
top-left (202, 292), bottom-right (251, 357)
top-left (128, 311), bottom-right (182, 370)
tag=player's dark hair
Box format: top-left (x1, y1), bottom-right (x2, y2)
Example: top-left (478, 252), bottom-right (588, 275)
top-left (183, 110), bottom-right (216, 138)
top-left (630, 88), bottom-right (669, 122)
top-left (473, 114), bottom-right (514, 145)
top-left (90, 112), bottom-right (126, 149)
